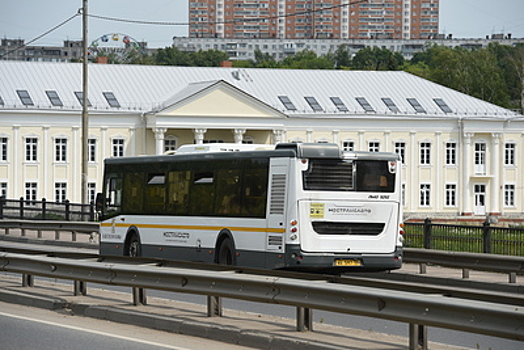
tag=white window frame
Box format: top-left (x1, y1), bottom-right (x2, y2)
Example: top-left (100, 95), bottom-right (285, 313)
top-left (54, 137), bottom-right (67, 163)
top-left (0, 137), bottom-right (7, 162)
top-left (342, 140), bottom-right (355, 152)
top-left (419, 142), bottom-right (431, 165)
top-left (368, 141), bottom-right (380, 152)
top-left (504, 142), bottom-right (516, 167)
top-left (25, 137), bottom-right (38, 162)
top-left (25, 182), bottom-right (37, 203)
top-left (88, 138), bottom-right (97, 163)
top-left (445, 183), bottom-right (457, 207)
top-left (419, 183), bottom-right (431, 207)
top-left (445, 141), bottom-right (457, 166)
top-left (112, 138), bottom-right (125, 158)
top-left (394, 141), bottom-right (406, 164)
top-left (54, 182), bottom-right (67, 203)
top-left (504, 184), bottom-right (515, 207)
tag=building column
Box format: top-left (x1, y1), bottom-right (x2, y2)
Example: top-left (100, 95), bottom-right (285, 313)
top-left (409, 131), bottom-right (416, 213)
top-left (332, 130), bottom-right (339, 144)
top-left (154, 128), bottom-right (166, 155)
top-left (491, 133), bottom-right (501, 215)
top-left (384, 131), bottom-right (390, 152)
top-left (358, 130), bottom-right (365, 151)
top-left (129, 127), bottom-right (136, 156)
top-left (12, 125), bottom-right (20, 198)
top-left (462, 133), bottom-right (473, 215)
top-left (193, 128), bottom-right (207, 145)
top-left (233, 128), bottom-right (246, 144)
top-left (272, 129), bottom-right (285, 144)
top-left (306, 130), bottom-right (313, 142)
top-left (435, 131), bottom-right (442, 211)
top-left (71, 126), bottom-right (79, 202)
top-left (43, 126), bottom-right (50, 200)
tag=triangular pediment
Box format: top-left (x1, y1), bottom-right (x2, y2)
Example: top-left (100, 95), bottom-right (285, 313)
top-left (155, 80), bottom-right (286, 118)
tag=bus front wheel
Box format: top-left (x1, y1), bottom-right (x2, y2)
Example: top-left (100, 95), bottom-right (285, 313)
top-left (217, 238), bottom-right (236, 266)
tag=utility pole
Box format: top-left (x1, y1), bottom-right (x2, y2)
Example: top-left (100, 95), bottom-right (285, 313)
top-left (81, 0), bottom-right (89, 205)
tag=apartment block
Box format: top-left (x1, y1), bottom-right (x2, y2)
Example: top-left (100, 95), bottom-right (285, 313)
top-left (189, 0), bottom-right (440, 40)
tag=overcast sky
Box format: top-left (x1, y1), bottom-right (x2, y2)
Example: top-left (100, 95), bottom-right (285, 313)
top-left (1, 0), bottom-right (523, 48)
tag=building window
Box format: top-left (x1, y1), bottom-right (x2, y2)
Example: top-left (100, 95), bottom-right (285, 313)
top-left (25, 182), bottom-right (37, 203)
top-left (445, 142), bottom-right (456, 165)
top-left (433, 98), bottom-right (452, 113)
top-left (445, 184), bottom-right (457, 207)
top-left (74, 91), bottom-right (92, 107)
top-left (402, 183), bottom-right (406, 207)
top-left (394, 141), bottom-right (406, 164)
top-left (0, 182), bottom-right (6, 197)
top-left (382, 97), bottom-right (399, 112)
top-left (46, 90), bottom-right (63, 107)
top-left (278, 95), bottom-right (296, 110)
top-left (504, 184), bottom-right (515, 207)
top-left (88, 138), bottom-right (97, 162)
top-left (25, 137), bottom-right (38, 162)
top-left (368, 141), bottom-right (380, 152)
top-left (504, 143), bottom-right (516, 166)
top-left (356, 97), bottom-right (374, 112)
top-left (420, 183), bottom-right (431, 207)
top-left (164, 137), bottom-right (177, 153)
top-left (474, 142), bottom-right (487, 175)
top-left (407, 98), bottom-right (426, 113)
top-left (112, 138), bottom-right (125, 157)
top-left (304, 96), bottom-right (323, 111)
top-left (88, 182), bottom-right (97, 204)
top-left (419, 142), bottom-right (431, 165)
top-left (54, 182), bottom-right (67, 203)
top-left (17, 90), bottom-right (34, 106)
top-left (0, 137), bottom-right (7, 161)
top-left (342, 140), bottom-right (355, 152)
top-left (330, 97), bottom-right (348, 112)
top-left (55, 138), bottom-right (67, 162)
top-left (102, 92), bottom-right (121, 108)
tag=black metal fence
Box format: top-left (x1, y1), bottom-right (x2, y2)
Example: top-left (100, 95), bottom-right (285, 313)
top-left (404, 218), bottom-right (524, 256)
top-left (0, 197), bottom-right (96, 222)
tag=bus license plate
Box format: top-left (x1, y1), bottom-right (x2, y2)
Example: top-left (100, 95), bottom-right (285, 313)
top-left (334, 259), bottom-right (362, 267)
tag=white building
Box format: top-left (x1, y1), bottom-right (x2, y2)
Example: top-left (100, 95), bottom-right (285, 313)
top-left (0, 61), bottom-right (522, 221)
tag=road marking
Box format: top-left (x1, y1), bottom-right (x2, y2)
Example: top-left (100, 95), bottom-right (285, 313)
top-left (0, 311), bottom-right (192, 350)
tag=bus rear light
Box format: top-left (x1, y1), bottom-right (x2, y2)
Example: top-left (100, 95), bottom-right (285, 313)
top-left (290, 234), bottom-right (298, 241)
top-left (290, 220), bottom-right (297, 226)
top-left (301, 159), bottom-right (307, 164)
top-left (291, 227), bottom-right (298, 233)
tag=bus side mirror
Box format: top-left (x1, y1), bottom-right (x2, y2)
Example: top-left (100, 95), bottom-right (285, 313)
top-left (95, 192), bottom-right (104, 212)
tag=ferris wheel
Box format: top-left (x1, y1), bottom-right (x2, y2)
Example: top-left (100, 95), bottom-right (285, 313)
top-left (89, 33), bottom-right (144, 57)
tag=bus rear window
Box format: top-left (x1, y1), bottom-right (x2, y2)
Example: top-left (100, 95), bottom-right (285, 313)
top-left (303, 159), bottom-right (395, 193)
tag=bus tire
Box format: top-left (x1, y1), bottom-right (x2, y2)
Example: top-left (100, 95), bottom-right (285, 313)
top-left (125, 232), bottom-right (142, 257)
top-left (216, 237), bottom-right (236, 266)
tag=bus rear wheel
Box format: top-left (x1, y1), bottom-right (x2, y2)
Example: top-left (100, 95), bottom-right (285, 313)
top-left (217, 238), bottom-right (236, 266)
top-left (126, 233), bottom-right (142, 257)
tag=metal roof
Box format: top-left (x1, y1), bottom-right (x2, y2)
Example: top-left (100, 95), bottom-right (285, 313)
top-left (0, 60), bottom-right (519, 118)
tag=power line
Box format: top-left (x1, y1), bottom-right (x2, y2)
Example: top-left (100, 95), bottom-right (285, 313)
top-left (0, 11), bottom-right (80, 59)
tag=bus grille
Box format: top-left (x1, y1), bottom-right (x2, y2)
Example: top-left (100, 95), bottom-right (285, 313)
top-left (304, 160), bottom-right (353, 190)
top-left (312, 222), bottom-right (384, 235)
top-left (269, 174), bottom-right (286, 215)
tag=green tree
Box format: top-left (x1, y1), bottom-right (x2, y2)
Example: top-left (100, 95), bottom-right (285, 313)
top-left (351, 47), bottom-right (404, 70)
top-left (123, 49), bottom-right (156, 65)
top-left (154, 47), bottom-right (192, 66)
top-left (280, 50), bottom-right (334, 69)
top-left (192, 49), bottom-right (229, 67)
top-left (333, 45), bottom-right (352, 69)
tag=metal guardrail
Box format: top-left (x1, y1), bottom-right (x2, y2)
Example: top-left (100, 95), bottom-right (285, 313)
top-left (0, 197), bottom-right (96, 222)
top-left (0, 219), bottom-right (99, 241)
top-left (0, 252), bottom-right (522, 346)
top-left (403, 248), bottom-right (524, 283)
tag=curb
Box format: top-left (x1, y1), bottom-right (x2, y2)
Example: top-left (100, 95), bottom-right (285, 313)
top-left (0, 289), bottom-right (345, 350)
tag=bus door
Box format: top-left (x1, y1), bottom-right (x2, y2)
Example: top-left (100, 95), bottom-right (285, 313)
top-left (266, 159), bottom-right (289, 254)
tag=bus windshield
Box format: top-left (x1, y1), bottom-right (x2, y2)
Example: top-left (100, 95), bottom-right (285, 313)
top-left (303, 159), bottom-right (395, 192)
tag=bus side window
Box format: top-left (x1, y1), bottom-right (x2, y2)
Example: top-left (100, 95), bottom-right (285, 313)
top-left (168, 170), bottom-right (190, 215)
top-left (145, 173), bottom-right (166, 213)
top-left (242, 167), bottom-right (268, 218)
top-left (189, 171), bottom-right (215, 215)
top-left (215, 168), bottom-right (242, 216)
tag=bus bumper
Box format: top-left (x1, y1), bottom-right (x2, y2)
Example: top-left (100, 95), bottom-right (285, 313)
top-left (284, 244), bottom-right (403, 272)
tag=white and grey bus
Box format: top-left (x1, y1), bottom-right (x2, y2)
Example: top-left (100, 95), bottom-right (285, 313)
top-left (98, 143), bottom-right (403, 272)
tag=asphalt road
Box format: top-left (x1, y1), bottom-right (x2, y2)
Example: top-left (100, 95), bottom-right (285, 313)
top-left (0, 301), bottom-right (251, 350)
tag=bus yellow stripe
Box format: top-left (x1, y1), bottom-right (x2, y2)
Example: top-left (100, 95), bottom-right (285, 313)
top-left (100, 222), bottom-right (285, 234)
